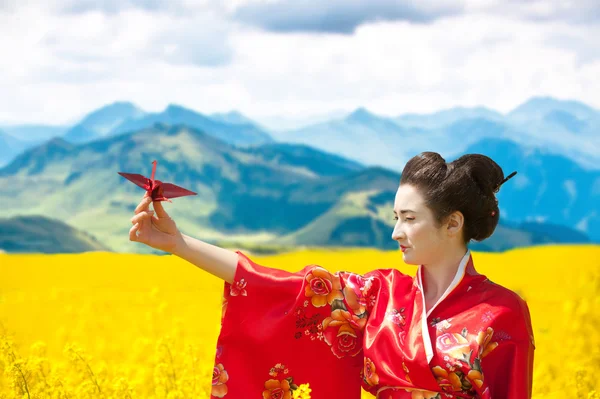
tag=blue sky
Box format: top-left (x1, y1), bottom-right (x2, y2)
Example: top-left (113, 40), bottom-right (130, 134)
top-left (0, 0), bottom-right (598, 125)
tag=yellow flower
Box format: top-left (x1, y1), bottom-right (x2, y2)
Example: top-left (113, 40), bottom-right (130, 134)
top-left (293, 383), bottom-right (312, 399)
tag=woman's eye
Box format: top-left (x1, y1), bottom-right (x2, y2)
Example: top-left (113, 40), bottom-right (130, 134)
top-left (393, 216), bottom-right (415, 221)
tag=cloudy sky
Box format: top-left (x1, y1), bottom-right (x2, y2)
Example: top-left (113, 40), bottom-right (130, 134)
top-left (0, 0), bottom-right (598, 126)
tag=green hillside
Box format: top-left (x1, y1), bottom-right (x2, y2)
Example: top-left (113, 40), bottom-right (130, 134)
top-left (0, 123), bottom-right (589, 254)
top-left (0, 215), bottom-right (109, 253)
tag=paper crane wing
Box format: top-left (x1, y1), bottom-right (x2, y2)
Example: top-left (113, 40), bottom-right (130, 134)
top-left (160, 182), bottom-right (197, 199)
top-left (118, 161), bottom-right (195, 201)
top-left (118, 172), bottom-right (151, 190)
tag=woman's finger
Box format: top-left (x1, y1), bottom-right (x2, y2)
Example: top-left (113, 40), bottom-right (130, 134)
top-left (131, 210), bottom-right (154, 225)
top-left (135, 196), bottom-right (152, 214)
top-left (131, 212), bottom-right (146, 225)
top-left (129, 223), bottom-right (140, 241)
top-left (152, 200), bottom-right (170, 219)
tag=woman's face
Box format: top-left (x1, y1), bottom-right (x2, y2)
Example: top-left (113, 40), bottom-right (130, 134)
top-left (391, 183), bottom-right (448, 265)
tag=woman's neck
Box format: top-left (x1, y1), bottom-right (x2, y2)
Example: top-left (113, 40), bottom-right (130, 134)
top-left (421, 246), bottom-right (469, 304)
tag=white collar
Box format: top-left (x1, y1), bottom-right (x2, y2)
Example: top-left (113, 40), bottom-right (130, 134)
top-left (416, 249), bottom-right (471, 364)
top-left (417, 248), bottom-right (471, 317)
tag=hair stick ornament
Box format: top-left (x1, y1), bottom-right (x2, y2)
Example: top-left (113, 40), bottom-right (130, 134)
top-left (493, 171), bottom-right (517, 193)
top-left (118, 160), bottom-right (197, 202)
top-left (490, 170), bottom-right (517, 217)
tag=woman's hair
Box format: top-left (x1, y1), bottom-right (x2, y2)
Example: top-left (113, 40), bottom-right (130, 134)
top-left (400, 152), bottom-right (505, 244)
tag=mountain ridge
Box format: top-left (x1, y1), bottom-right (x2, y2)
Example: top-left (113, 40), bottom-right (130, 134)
top-left (1, 122), bottom-right (596, 254)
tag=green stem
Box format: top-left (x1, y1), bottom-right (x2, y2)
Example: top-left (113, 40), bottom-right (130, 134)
top-left (58, 379), bottom-right (71, 399)
top-left (74, 351), bottom-right (102, 396)
top-left (165, 343), bottom-right (177, 390)
top-left (13, 362), bottom-right (31, 399)
top-left (5, 346), bottom-right (31, 399)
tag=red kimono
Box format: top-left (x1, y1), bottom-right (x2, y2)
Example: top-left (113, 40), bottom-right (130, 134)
top-left (211, 249), bottom-right (535, 399)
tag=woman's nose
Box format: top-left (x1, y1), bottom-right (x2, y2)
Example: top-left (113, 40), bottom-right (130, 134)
top-left (391, 224), bottom-right (405, 241)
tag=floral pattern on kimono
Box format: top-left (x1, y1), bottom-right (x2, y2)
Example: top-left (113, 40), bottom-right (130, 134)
top-left (211, 249), bottom-right (535, 399)
top-left (365, 250), bottom-right (535, 399)
top-left (211, 251), bottom-right (382, 398)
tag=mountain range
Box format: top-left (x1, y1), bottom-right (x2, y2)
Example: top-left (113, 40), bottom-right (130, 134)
top-left (0, 112), bottom-right (597, 253)
top-left (2, 96), bottom-right (598, 172)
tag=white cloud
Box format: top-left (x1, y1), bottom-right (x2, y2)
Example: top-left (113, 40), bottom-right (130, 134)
top-left (476, 0), bottom-right (600, 24)
top-left (0, 1), bottom-right (598, 125)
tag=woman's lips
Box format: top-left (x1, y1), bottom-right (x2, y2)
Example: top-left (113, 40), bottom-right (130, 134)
top-left (400, 245), bottom-right (409, 252)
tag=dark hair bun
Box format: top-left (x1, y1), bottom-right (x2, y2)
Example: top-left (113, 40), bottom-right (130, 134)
top-left (400, 152), bottom-right (506, 244)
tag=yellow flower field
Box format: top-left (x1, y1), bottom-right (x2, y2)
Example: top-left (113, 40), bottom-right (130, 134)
top-left (0, 245), bottom-right (599, 398)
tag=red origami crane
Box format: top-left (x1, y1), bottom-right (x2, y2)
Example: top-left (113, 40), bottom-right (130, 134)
top-left (118, 160), bottom-right (197, 202)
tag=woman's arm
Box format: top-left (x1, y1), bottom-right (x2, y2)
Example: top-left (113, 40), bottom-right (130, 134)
top-left (173, 233), bottom-right (238, 284)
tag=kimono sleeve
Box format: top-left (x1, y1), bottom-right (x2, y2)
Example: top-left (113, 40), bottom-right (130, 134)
top-left (475, 300), bottom-right (535, 399)
top-left (210, 250), bottom-right (381, 399)
top-left (319, 267), bottom-right (383, 397)
top-left (476, 337), bottom-right (534, 398)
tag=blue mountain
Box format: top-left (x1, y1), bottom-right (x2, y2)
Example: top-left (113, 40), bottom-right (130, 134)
top-left (0, 124), bottom-right (594, 254)
top-left (507, 96), bottom-right (600, 123)
top-left (0, 125), bottom-right (70, 167)
top-left (543, 110), bottom-right (588, 133)
top-left (0, 130), bottom-right (29, 167)
top-left (275, 107), bottom-right (423, 170)
top-left (500, 97), bottom-right (600, 169)
top-left (111, 104), bottom-right (274, 146)
top-left (0, 124), bottom-right (68, 142)
top-left (63, 101), bottom-right (146, 144)
top-left (452, 138), bottom-right (600, 241)
top-left (210, 111), bottom-right (260, 127)
top-left (395, 106), bottom-right (503, 129)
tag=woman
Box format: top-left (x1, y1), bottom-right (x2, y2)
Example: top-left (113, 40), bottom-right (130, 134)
top-left (129, 152), bottom-right (535, 399)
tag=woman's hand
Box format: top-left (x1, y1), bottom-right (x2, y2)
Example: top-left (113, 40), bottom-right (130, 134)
top-left (129, 193), bottom-right (183, 253)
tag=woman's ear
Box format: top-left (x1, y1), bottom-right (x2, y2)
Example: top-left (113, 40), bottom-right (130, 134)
top-left (446, 211), bottom-right (464, 237)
